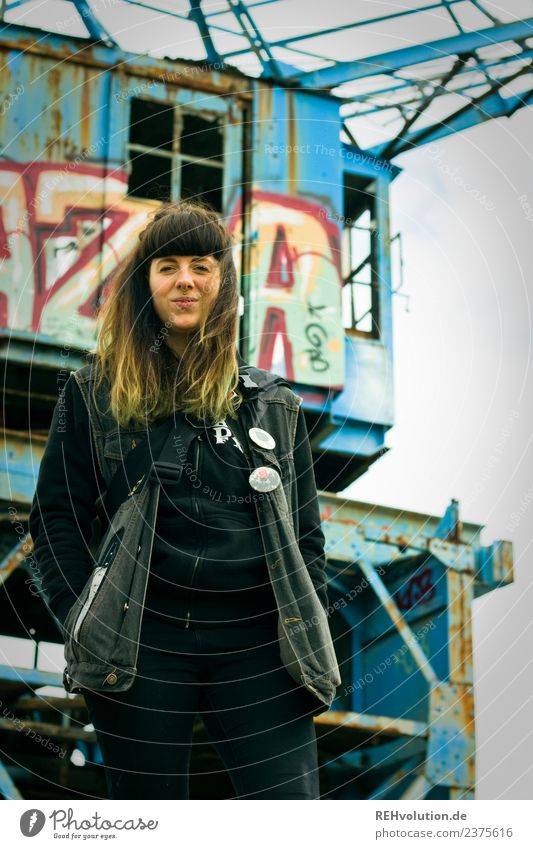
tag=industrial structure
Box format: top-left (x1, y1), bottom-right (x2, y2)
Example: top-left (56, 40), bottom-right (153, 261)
top-left (0, 0), bottom-right (528, 799)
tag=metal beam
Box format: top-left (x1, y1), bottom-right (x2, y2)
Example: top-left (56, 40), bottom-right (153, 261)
top-left (401, 773), bottom-right (432, 799)
top-left (259, 1), bottom-right (466, 50)
top-left (292, 18), bottom-right (533, 90)
top-left (222, 0), bottom-right (302, 78)
top-left (379, 57), bottom-right (466, 160)
top-left (357, 557), bottom-right (440, 684)
top-left (220, 1), bottom-right (467, 59)
top-left (225, 0), bottom-right (286, 79)
top-left (0, 536), bottom-right (30, 588)
top-left (314, 710), bottom-right (428, 739)
top-left (341, 51), bottom-right (533, 113)
top-left (369, 755), bottom-right (425, 800)
top-left (371, 75), bottom-right (533, 157)
top-left (3, 0), bottom-right (32, 11)
top-left (71, 0), bottom-right (116, 45)
top-left (0, 665), bottom-right (63, 688)
top-left (203, 0), bottom-right (280, 16)
top-left (188, 0), bottom-right (223, 66)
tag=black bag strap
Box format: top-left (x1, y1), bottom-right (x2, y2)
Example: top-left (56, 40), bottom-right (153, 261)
top-left (89, 356), bottom-right (283, 537)
top-left (96, 412), bottom-right (192, 534)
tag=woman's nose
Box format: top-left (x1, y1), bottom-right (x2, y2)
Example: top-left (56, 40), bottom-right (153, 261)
top-left (173, 264), bottom-right (194, 284)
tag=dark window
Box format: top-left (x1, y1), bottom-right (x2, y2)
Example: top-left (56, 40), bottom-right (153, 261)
top-left (342, 174), bottom-right (378, 337)
top-left (126, 98), bottom-right (224, 210)
top-left (129, 98), bottom-right (174, 151)
top-left (179, 112), bottom-right (224, 211)
top-left (181, 160), bottom-right (223, 210)
top-left (128, 153), bottom-right (173, 202)
top-left (180, 112), bottom-right (223, 161)
top-left (127, 99), bottom-right (175, 202)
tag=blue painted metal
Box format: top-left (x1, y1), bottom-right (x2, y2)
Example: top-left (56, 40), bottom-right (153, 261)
top-left (318, 493), bottom-right (493, 797)
top-left (291, 19), bottom-right (533, 89)
top-left (0, 433), bottom-right (45, 505)
top-left (0, 665), bottom-right (63, 688)
top-left (3, 0), bottom-right (115, 44)
top-left (224, 0), bottom-right (291, 79)
top-left (434, 498), bottom-right (461, 541)
top-left (71, 0), bottom-right (115, 45)
top-left (4, 1), bottom-right (532, 154)
top-left (370, 86), bottom-right (533, 158)
top-left (341, 51), bottom-right (533, 114)
top-left (218, 0), bottom-right (481, 69)
top-left (187, 0), bottom-right (223, 67)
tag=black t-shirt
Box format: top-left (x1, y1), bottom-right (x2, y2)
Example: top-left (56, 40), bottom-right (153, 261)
top-left (145, 411), bottom-right (279, 629)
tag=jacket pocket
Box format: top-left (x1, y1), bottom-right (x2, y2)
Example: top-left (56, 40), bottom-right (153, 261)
top-left (103, 430), bottom-right (148, 459)
top-left (103, 429), bottom-right (148, 478)
top-left (69, 529), bottom-right (124, 648)
top-left (62, 594), bottom-right (84, 649)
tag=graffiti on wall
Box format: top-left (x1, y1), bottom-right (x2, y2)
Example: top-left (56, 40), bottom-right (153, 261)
top-left (230, 190), bottom-right (345, 389)
top-left (0, 162), bottom-right (154, 347)
top-left (394, 567), bottom-right (436, 612)
top-left (1, 168), bottom-right (345, 388)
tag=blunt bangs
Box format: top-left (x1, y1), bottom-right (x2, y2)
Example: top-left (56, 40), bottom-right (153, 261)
top-left (139, 208), bottom-right (230, 266)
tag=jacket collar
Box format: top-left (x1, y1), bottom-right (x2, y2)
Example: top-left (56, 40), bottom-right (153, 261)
top-left (235, 349), bottom-right (292, 400)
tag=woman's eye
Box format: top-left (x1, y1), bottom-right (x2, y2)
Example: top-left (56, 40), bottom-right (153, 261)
top-left (158, 264), bottom-right (210, 273)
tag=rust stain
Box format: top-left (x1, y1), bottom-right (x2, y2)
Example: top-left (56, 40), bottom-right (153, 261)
top-left (47, 67), bottom-right (61, 101)
top-left (502, 540), bottom-right (514, 581)
top-left (447, 571), bottom-right (473, 684)
top-left (287, 89), bottom-right (296, 193)
top-left (496, 539), bottom-right (513, 583)
top-left (0, 38), bottom-right (253, 98)
top-left (314, 709), bottom-right (428, 738)
top-left (454, 685), bottom-right (476, 789)
top-left (428, 682), bottom-right (475, 791)
top-left (0, 63), bottom-right (13, 141)
top-left (50, 109), bottom-right (62, 158)
top-left (44, 66), bottom-right (63, 160)
top-left (80, 67), bottom-right (92, 154)
top-left (258, 84), bottom-right (273, 125)
top-left (323, 516), bottom-right (358, 526)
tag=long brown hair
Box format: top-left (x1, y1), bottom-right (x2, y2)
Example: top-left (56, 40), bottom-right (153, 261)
top-left (94, 200), bottom-right (242, 427)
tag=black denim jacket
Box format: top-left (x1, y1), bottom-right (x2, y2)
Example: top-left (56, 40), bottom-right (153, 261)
top-left (29, 354), bottom-right (340, 712)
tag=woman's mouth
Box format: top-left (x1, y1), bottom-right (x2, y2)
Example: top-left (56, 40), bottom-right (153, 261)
top-left (172, 298), bottom-right (198, 308)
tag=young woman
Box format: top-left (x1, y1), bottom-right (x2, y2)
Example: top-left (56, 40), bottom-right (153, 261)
top-left (29, 201), bottom-right (339, 800)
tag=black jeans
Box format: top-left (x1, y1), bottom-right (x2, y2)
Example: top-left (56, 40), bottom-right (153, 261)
top-left (82, 616), bottom-right (321, 800)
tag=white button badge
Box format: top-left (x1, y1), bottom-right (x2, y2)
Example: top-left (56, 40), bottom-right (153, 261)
top-left (249, 466), bottom-right (281, 492)
top-left (248, 427), bottom-right (276, 450)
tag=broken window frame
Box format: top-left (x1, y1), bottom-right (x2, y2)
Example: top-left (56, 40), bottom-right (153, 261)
top-left (342, 180), bottom-right (379, 339)
top-left (126, 97), bottom-right (225, 209)
top-left (177, 108), bottom-right (225, 210)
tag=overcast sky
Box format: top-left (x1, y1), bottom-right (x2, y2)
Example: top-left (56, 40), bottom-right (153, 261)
top-left (345, 105), bottom-right (533, 799)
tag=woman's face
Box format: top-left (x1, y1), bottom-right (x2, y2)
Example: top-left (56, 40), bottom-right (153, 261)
top-left (148, 254), bottom-right (221, 355)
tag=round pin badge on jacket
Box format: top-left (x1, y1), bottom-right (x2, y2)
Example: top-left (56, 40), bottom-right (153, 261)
top-left (248, 427), bottom-right (276, 450)
top-left (249, 466), bottom-right (281, 492)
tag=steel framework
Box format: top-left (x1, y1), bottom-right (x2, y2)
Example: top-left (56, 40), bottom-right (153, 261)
top-left (3, 0), bottom-right (532, 155)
